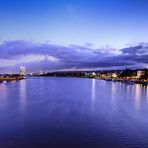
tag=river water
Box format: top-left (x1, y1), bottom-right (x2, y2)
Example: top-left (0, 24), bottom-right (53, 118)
top-left (0, 77), bottom-right (148, 148)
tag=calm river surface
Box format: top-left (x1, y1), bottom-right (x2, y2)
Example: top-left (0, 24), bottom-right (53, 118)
top-left (0, 77), bottom-right (148, 148)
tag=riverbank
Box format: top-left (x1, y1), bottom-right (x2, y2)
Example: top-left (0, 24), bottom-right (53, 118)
top-left (0, 76), bottom-right (25, 83)
top-left (100, 78), bottom-right (148, 85)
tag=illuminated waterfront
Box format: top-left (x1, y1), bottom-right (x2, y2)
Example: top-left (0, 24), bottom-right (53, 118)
top-left (0, 77), bottom-right (148, 148)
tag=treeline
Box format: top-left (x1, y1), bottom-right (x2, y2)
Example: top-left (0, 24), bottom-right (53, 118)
top-left (34, 72), bottom-right (87, 77)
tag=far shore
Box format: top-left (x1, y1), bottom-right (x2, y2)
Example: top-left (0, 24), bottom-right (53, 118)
top-left (0, 74), bottom-right (148, 86)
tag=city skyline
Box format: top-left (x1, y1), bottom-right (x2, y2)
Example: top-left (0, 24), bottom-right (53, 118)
top-left (0, 1), bottom-right (148, 147)
top-left (0, 0), bottom-right (148, 73)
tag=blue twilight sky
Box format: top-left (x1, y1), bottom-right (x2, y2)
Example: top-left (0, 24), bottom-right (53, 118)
top-left (0, 0), bottom-right (148, 73)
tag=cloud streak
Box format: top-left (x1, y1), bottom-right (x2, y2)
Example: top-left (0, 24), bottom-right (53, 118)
top-left (0, 40), bottom-right (147, 73)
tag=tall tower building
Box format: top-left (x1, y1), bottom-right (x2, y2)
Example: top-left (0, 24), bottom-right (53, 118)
top-left (20, 66), bottom-right (26, 76)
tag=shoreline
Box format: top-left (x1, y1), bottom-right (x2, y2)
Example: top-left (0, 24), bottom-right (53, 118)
top-left (99, 78), bottom-right (148, 85)
top-left (29, 75), bottom-right (148, 85)
top-left (1, 75), bottom-right (148, 86)
top-left (0, 76), bottom-right (25, 83)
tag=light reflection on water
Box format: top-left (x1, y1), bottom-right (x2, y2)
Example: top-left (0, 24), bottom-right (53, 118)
top-left (19, 79), bottom-right (26, 111)
top-left (111, 82), bottom-right (116, 108)
top-left (91, 79), bottom-right (96, 102)
top-left (134, 84), bottom-right (141, 111)
top-left (90, 79), bottom-right (96, 114)
top-left (0, 78), bottom-right (148, 148)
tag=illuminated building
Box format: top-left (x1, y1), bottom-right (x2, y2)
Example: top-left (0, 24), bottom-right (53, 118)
top-left (112, 73), bottom-right (117, 78)
top-left (136, 70), bottom-right (145, 78)
top-left (20, 66), bottom-right (26, 76)
top-left (92, 72), bottom-right (96, 76)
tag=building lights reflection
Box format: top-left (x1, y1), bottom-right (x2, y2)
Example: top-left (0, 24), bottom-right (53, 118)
top-left (111, 82), bottom-right (116, 108)
top-left (134, 84), bottom-right (141, 111)
top-left (91, 79), bottom-right (96, 102)
top-left (91, 79), bottom-right (96, 113)
top-left (0, 83), bottom-right (7, 91)
top-left (19, 79), bottom-right (26, 111)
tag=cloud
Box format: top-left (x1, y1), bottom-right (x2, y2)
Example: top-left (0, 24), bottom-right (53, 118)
top-left (0, 40), bottom-right (147, 73)
top-left (121, 45), bottom-right (147, 55)
top-left (118, 45), bottom-right (148, 63)
top-left (0, 54), bottom-right (58, 67)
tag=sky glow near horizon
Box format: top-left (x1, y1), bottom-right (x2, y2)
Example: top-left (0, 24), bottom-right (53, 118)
top-left (0, 0), bottom-right (148, 73)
